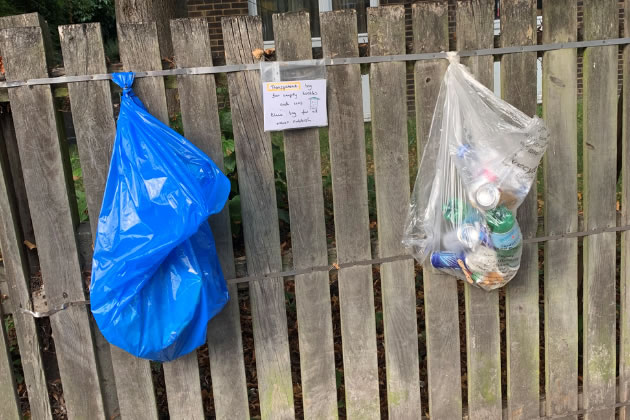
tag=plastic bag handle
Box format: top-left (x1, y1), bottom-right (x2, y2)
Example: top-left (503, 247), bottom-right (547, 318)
top-left (446, 51), bottom-right (460, 65)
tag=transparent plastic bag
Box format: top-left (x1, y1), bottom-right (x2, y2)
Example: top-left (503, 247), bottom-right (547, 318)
top-left (402, 54), bottom-right (548, 290)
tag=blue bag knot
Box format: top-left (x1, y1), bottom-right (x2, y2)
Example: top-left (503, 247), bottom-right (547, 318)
top-left (111, 72), bottom-right (135, 95)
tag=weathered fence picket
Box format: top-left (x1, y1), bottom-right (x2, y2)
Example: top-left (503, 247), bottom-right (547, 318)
top-left (273, 11), bottom-right (339, 420)
top-left (0, 4), bottom-right (628, 419)
top-left (170, 17), bottom-right (250, 420)
top-left (582, 1), bottom-right (619, 419)
top-left (0, 25), bottom-right (106, 419)
top-left (455, 1), bottom-right (502, 419)
top-left (0, 112), bottom-right (37, 275)
top-left (0, 16), bottom-right (52, 420)
top-left (368, 5), bottom-right (421, 419)
top-left (222, 15), bottom-right (295, 420)
top-left (0, 144), bottom-right (51, 420)
top-left (0, 23), bottom-right (52, 420)
top-left (321, 9), bottom-right (380, 419)
top-left (58, 23), bottom-right (120, 419)
top-left (542, 0), bottom-right (579, 418)
top-left (412, 3), bottom-right (463, 419)
top-left (0, 13), bottom-right (45, 275)
top-left (500, 1), bottom-right (540, 419)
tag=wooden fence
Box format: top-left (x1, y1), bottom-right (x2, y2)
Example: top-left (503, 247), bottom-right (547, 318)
top-left (0, 0), bottom-right (627, 419)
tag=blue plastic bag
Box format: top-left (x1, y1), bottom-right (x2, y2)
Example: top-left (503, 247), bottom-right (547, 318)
top-left (90, 72), bottom-right (230, 362)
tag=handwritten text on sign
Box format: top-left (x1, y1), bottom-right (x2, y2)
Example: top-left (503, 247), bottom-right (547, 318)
top-left (263, 79), bottom-right (327, 131)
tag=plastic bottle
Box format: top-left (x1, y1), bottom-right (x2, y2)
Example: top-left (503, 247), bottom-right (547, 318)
top-left (486, 206), bottom-right (522, 271)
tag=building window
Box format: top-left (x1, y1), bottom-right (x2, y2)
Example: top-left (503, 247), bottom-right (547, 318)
top-left (332, 0), bottom-right (370, 33)
top-left (257, 0), bottom-right (321, 41)
top-left (252, 0), bottom-right (378, 41)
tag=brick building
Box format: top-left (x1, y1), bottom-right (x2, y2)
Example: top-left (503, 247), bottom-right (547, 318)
top-left (188, 0), bottom-right (625, 114)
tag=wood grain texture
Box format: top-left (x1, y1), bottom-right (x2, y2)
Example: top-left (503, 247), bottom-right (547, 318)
top-left (118, 22), bottom-right (169, 123)
top-left (106, 347), bottom-right (156, 420)
top-left (0, 114), bottom-right (38, 274)
top-left (622, 3), bottom-right (630, 418)
top-left (456, 2), bottom-right (502, 419)
top-left (0, 305), bottom-right (21, 420)
top-left (119, 20), bottom-right (208, 420)
top-left (0, 13), bottom-right (54, 69)
top-left (321, 9), bottom-right (379, 419)
top-left (0, 108), bottom-right (52, 420)
top-left (412, 3), bottom-right (463, 419)
top-left (0, 15), bottom-right (53, 420)
top-left (222, 16), bottom-right (295, 420)
top-left (582, 1), bottom-right (619, 419)
top-left (0, 12), bottom-right (41, 28)
top-left (170, 18), bottom-right (250, 420)
top-left (412, 1), bottom-right (449, 161)
top-left (0, 14), bottom-right (41, 275)
top-left (456, 0), bottom-right (494, 89)
top-left (58, 24), bottom-right (121, 418)
top-left (115, 0), bottom-right (174, 59)
top-left (500, 1), bottom-right (540, 419)
top-left (542, 1), bottom-right (579, 418)
top-left (368, 6), bottom-right (420, 419)
top-left (0, 25), bottom-right (106, 419)
top-left (162, 352), bottom-right (204, 420)
top-left (273, 11), bottom-right (338, 420)
top-left (59, 24), bottom-right (116, 239)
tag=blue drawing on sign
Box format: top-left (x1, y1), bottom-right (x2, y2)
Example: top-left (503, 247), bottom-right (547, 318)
top-left (309, 97), bottom-right (320, 113)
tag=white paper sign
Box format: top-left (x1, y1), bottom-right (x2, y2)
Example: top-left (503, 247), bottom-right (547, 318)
top-left (263, 79), bottom-right (327, 131)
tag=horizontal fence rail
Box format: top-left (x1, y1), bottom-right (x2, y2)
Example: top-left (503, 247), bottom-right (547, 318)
top-left (0, 37), bottom-right (629, 88)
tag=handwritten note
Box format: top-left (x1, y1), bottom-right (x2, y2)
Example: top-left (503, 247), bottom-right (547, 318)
top-left (263, 79), bottom-right (327, 131)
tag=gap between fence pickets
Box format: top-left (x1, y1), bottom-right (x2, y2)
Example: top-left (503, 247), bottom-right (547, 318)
top-left (0, 37), bottom-right (629, 88)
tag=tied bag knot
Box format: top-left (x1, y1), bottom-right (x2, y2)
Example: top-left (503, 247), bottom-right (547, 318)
top-left (112, 72), bottom-right (134, 96)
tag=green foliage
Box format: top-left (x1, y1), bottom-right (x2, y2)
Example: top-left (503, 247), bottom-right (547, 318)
top-left (284, 290), bottom-right (296, 313)
top-left (3, 316), bottom-right (23, 384)
top-left (69, 145), bottom-right (89, 222)
top-left (375, 311), bottom-right (383, 327)
top-left (103, 37), bottom-right (119, 63)
top-left (4, 316), bottom-right (14, 351)
top-left (0, 0), bottom-right (20, 16)
top-left (0, 0), bottom-right (117, 62)
top-left (169, 112), bottom-right (184, 135)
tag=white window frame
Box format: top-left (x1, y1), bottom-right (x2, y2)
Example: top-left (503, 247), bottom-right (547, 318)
top-left (249, 0), bottom-right (379, 48)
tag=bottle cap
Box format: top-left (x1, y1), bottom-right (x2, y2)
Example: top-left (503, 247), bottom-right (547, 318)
top-left (486, 205), bottom-right (515, 233)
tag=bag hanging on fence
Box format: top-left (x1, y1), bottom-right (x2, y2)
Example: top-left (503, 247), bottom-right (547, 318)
top-left (402, 54), bottom-right (548, 290)
top-left (90, 72), bottom-right (230, 361)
